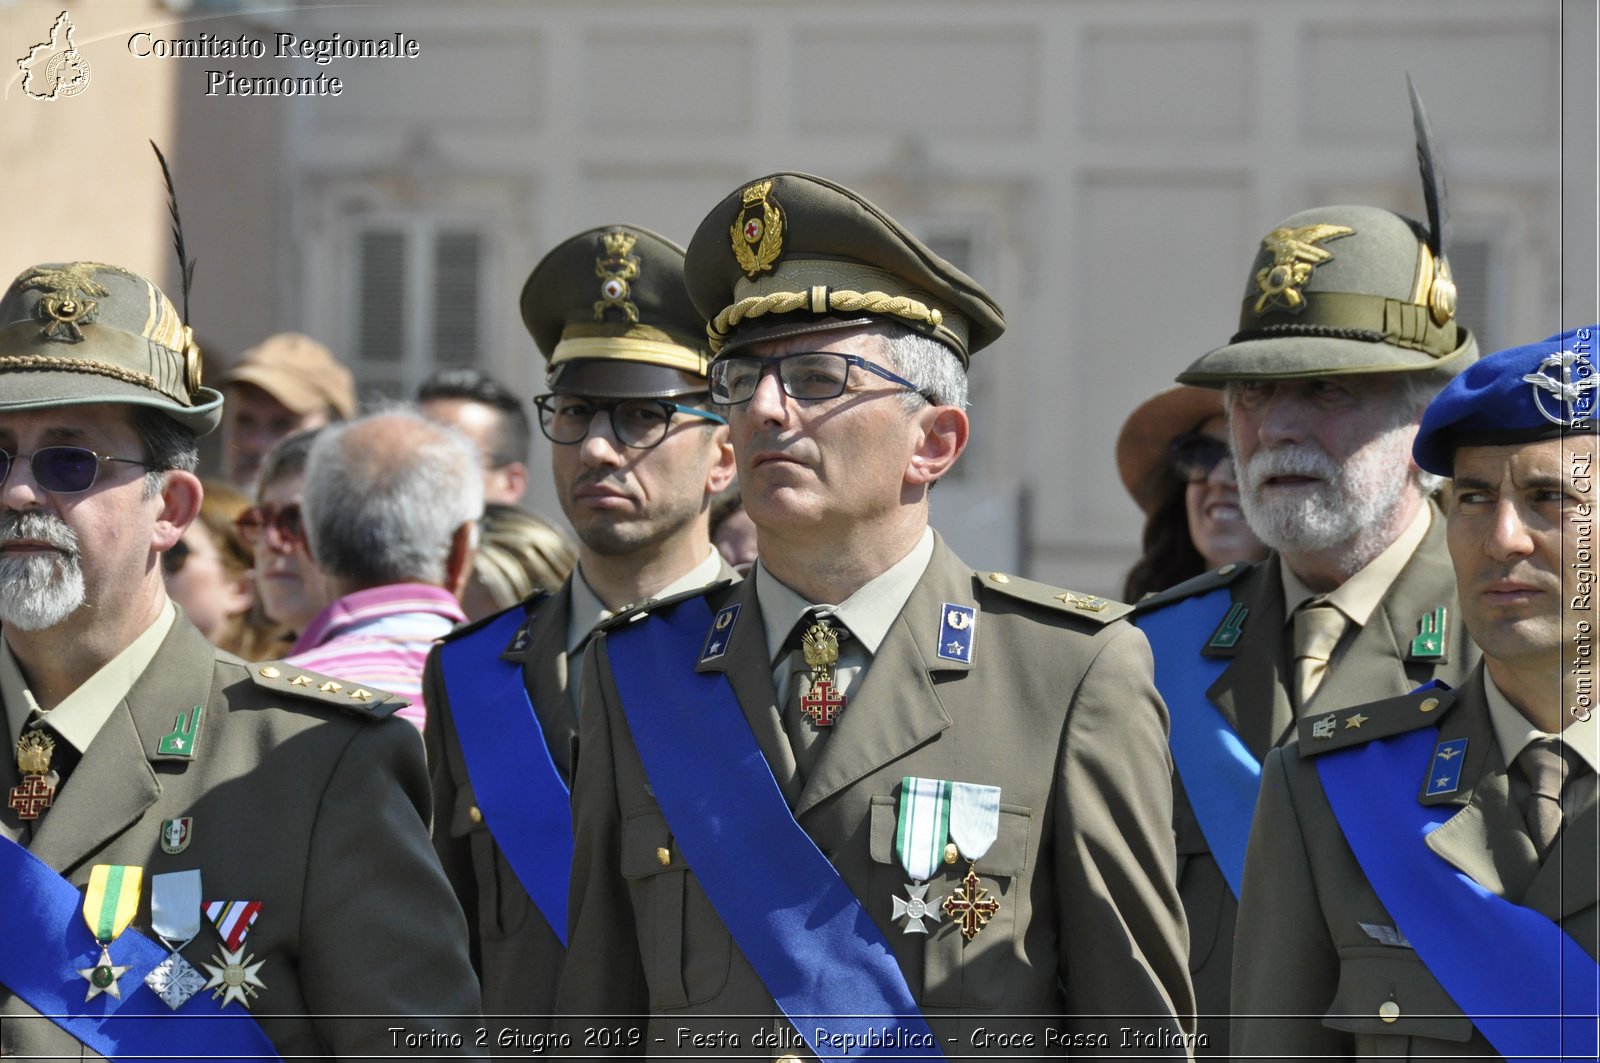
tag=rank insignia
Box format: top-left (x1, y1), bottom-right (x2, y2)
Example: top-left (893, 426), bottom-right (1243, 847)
top-left (1311, 714), bottom-right (1338, 740)
top-left (1409, 606), bottom-right (1448, 660)
top-left (1254, 223), bottom-right (1356, 314)
top-left (891, 882), bottom-right (943, 934)
top-left (941, 866), bottom-right (1000, 941)
top-left (700, 604), bottom-right (740, 662)
top-left (730, 179), bottom-right (783, 277)
top-left (1207, 602), bottom-right (1249, 651)
top-left (1425, 738), bottom-right (1468, 796)
top-left (937, 603), bottom-right (976, 663)
top-left (159, 817), bottom-right (193, 854)
top-left (157, 704), bottom-right (203, 758)
top-left (593, 228), bottom-right (641, 323)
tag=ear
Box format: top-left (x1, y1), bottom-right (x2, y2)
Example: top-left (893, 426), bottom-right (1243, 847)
top-left (445, 520), bottom-right (478, 600)
top-left (501, 461), bottom-right (529, 504)
top-left (704, 424), bottom-right (738, 496)
top-left (152, 470), bottom-right (203, 553)
top-left (223, 567), bottom-right (257, 617)
top-left (905, 405), bottom-right (968, 486)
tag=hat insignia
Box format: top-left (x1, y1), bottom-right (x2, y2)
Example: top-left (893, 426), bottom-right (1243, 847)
top-left (1524, 348), bottom-right (1598, 428)
top-left (19, 263), bottom-right (134, 342)
top-left (594, 228), bottom-right (641, 324)
top-left (730, 179), bottom-right (783, 278)
top-left (1253, 224), bottom-right (1355, 315)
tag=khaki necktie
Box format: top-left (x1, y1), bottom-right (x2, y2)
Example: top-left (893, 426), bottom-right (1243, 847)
top-left (1292, 600), bottom-right (1346, 709)
top-left (1518, 737), bottom-right (1583, 859)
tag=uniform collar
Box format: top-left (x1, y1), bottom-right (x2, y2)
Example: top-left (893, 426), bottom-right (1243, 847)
top-left (755, 526), bottom-right (935, 664)
top-left (1281, 503), bottom-right (1432, 625)
top-left (1484, 668), bottom-right (1600, 777)
top-left (3, 598), bottom-right (176, 754)
top-left (565, 545), bottom-right (725, 656)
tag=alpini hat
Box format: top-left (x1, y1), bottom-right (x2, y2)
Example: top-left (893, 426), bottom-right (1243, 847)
top-left (521, 225), bottom-right (710, 399)
top-left (684, 172), bottom-right (1005, 365)
top-left (0, 261), bottom-right (223, 434)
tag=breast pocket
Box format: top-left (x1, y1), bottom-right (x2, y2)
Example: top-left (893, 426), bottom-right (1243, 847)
top-left (620, 807), bottom-right (731, 1008)
top-left (869, 796), bottom-right (1032, 1009)
top-left (1321, 948), bottom-right (1475, 1051)
top-left (448, 781), bottom-right (532, 940)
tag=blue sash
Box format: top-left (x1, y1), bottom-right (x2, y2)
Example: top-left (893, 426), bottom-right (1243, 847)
top-left (1318, 727), bottom-right (1600, 1060)
top-left (1134, 588), bottom-right (1261, 897)
top-left (0, 836), bottom-right (279, 1061)
top-left (607, 597), bottom-right (942, 1062)
top-left (438, 606), bottom-right (573, 946)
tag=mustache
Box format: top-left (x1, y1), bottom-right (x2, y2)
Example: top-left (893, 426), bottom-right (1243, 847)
top-left (0, 511), bottom-right (80, 555)
top-left (1241, 445), bottom-right (1340, 490)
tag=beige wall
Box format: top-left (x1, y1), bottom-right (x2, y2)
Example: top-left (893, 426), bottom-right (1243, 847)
top-left (3, 0), bottom-right (1592, 593)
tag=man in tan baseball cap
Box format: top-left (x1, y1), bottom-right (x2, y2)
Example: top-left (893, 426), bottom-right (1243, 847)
top-left (218, 332), bottom-right (356, 491)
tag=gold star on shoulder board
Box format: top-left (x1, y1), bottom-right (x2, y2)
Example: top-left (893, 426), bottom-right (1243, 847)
top-left (1344, 713), bottom-right (1369, 729)
top-left (202, 945), bottom-right (266, 1009)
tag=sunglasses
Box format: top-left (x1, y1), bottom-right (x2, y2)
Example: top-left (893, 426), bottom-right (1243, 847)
top-left (234, 503), bottom-right (305, 549)
top-left (0, 446), bottom-right (157, 495)
top-left (1168, 433), bottom-right (1232, 483)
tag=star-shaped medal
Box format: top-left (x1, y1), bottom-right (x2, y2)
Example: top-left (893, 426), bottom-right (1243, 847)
top-left (146, 949), bottom-right (208, 1009)
top-left (78, 946), bottom-right (132, 1001)
top-left (891, 881), bottom-right (943, 934)
top-left (202, 945), bottom-right (266, 1008)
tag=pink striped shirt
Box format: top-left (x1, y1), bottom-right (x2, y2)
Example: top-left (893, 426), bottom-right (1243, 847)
top-left (286, 584), bottom-right (467, 733)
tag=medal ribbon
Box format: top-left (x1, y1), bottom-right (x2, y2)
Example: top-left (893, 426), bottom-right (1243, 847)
top-left (150, 871), bottom-right (201, 947)
top-left (204, 900), bottom-right (261, 951)
top-left (948, 782), bottom-right (1000, 863)
top-left (894, 777), bottom-right (950, 882)
top-left (84, 865), bottom-right (142, 946)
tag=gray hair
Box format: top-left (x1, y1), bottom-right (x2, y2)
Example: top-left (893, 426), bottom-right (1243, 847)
top-left (130, 406), bottom-right (200, 499)
top-left (866, 323), bottom-right (969, 411)
top-left (302, 405), bottom-right (485, 587)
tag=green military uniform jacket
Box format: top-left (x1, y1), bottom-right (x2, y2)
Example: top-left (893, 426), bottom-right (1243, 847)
top-left (0, 615), bottom-right (483, 1059)
top-left (555, 538), bottom-right (1195, 1057)
top-left (1132, 504), bottom-right (1476, 1053)
top-left (1232, 668), bottom-right (1598, 1058)
top-left (426, 561), bottom-right (736, 1034)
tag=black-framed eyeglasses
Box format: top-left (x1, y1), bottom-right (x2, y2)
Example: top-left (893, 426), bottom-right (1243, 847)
top-left (708, 351), bottom-right (927, 406)
top-left (532, 394), bottom-right (727, 450)
top-left (1168, 433), bottom-right (1231, 483)
top-left (0, 446), bottom-right (158, 495)
top-left (160, 537), bottom-right (191, 576)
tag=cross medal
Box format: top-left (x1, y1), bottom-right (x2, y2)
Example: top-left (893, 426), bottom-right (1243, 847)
top-left (799, 619), bottom-right (847, 727)
top-left (9, 730), bottom-right (57, 820)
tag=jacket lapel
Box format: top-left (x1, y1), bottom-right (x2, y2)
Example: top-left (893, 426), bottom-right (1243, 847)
top-left (793, 544), bottom-right (962, 819)
top-left (521, 584), bottom-right (575, 776)
top-left (1206, 564), bottom-right (1293, 758)
top-left (1522, 780), bottom-right (1599, 924)
top-left (30, 617), bottom-right (217, 875)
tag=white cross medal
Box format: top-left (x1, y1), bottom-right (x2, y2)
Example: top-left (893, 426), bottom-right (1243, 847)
top-left (891, 776), bottom-right (950, 933)
top-left (144, 869), bottom-right (208, 1009)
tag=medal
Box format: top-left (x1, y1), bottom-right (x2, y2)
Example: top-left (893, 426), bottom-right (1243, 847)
top-left (941, 782), bottom-right (1002, 940)
top-left (9, 729), bottom-right (57, 820)
top-left (799, 618), bottom-right (847, 727)
top-left (891, 776), bottom-right (950, 933)
top-left (77, 864), bottom-right (142, 1001)
top-left (144, 870), bottom-right (207, 1009)
top-left (202, 900), bottom-right (265, 1008)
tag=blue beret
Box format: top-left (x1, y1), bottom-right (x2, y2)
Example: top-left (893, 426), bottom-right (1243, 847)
top-left (1413, 326), bottom-right (1599, 476)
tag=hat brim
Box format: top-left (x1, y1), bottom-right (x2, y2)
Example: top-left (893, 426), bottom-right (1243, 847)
top-left (1115, 386), bottom-right (1225, 515)
top-left (548, 360), bottom-right (710, 399)
top-left (0, 373), bottom-right (223, 435)
top-left (219, 365), bottom-right (354, 419)
top-left (1177, 329), bottom-right (1479, 386)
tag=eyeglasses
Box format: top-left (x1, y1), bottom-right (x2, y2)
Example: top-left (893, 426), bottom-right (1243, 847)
top-left (235, 503), bottom-right (305, 550)
top-left (0, 446), bottom-right (158, 494)
top-left (532, 395), bottom-right (727, 450)
top-left (707, 351), bottom-right (927, 406)
top-left (1168, 433), bottom-right (1232, 483)
top-left (160, 537), bottom-right (190, 576)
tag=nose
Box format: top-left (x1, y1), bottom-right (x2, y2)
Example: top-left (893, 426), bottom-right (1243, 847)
top-left (0, 452), bottom-right (48, 510)
top-left (1255, 393), bottom-right (1307, 448)
top-left (577, 410), bottom-right (625, 468)
top-left (744, 364), bottom-right (791, 426)
top-left (1484, 498), bottom-right (1535, 562)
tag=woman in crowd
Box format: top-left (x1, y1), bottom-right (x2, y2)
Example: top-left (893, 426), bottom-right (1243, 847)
top-left (241, 428), bottom-right (332, 643)
top-left (164, 479), bottom-right (289, 660)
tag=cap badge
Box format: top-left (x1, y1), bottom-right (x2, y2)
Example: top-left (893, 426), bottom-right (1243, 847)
top-left (594, 228), bottom-right (641, 324)
top-left (730, 179), bottom-right (784, 278)
top-left (1254, 224), bottom-right (1355, 314)
top-left (20, 263), bottom-right (131, 342)
top-left (1524, 347), bottom-right (1598, 428)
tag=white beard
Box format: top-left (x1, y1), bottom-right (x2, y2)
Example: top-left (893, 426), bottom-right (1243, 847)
top-left (0, 513), bottom-right (86, 631)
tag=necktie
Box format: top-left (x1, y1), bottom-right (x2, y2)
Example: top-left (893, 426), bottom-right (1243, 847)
top-left (1292, 600), bottom-right (1346, 709)
top-left (1518, 736), bottom-right (1583, 859)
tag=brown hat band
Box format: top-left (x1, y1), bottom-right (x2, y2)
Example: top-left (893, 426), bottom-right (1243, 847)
top-left (1234, 291), bottom-right (1459, 359)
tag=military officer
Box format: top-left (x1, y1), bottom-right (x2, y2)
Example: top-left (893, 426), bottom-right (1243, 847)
top-left (1232, 327), bottom-right (1599, 1059)
top-left (422, 226), bottom-right (737, 1033)
top-left (0, 261), bottom-right (483, 1058)
top-left (1129, 93), bottom-right (1480, 1053)
top-left (555, 173), bottom-right (1195, 1057)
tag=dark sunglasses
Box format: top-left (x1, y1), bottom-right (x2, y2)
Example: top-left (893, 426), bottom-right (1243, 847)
top-left (0, 446), bottom-right (158, 494)
top-left (160, 538), bottom-right (190, 576)
top-left (234, 503), bottom-right (305, 548)
top-left (1168, 433), bottom-right (1231, 483)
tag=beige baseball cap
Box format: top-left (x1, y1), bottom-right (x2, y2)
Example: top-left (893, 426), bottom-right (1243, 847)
top-left (219, 332), bottom-right (356, 419)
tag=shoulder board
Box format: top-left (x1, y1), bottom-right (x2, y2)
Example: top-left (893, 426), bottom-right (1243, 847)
top-left (247, 661), bottom-right (405, 721)
top-left (1297, 683), bottom-right (1459, 757)
top-left (593, 579), bottom-right (737, 635)
top-left (1132, 560), bottom-right (1258, 615)
top-left (976, 570), bottom-right (1132, 626)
